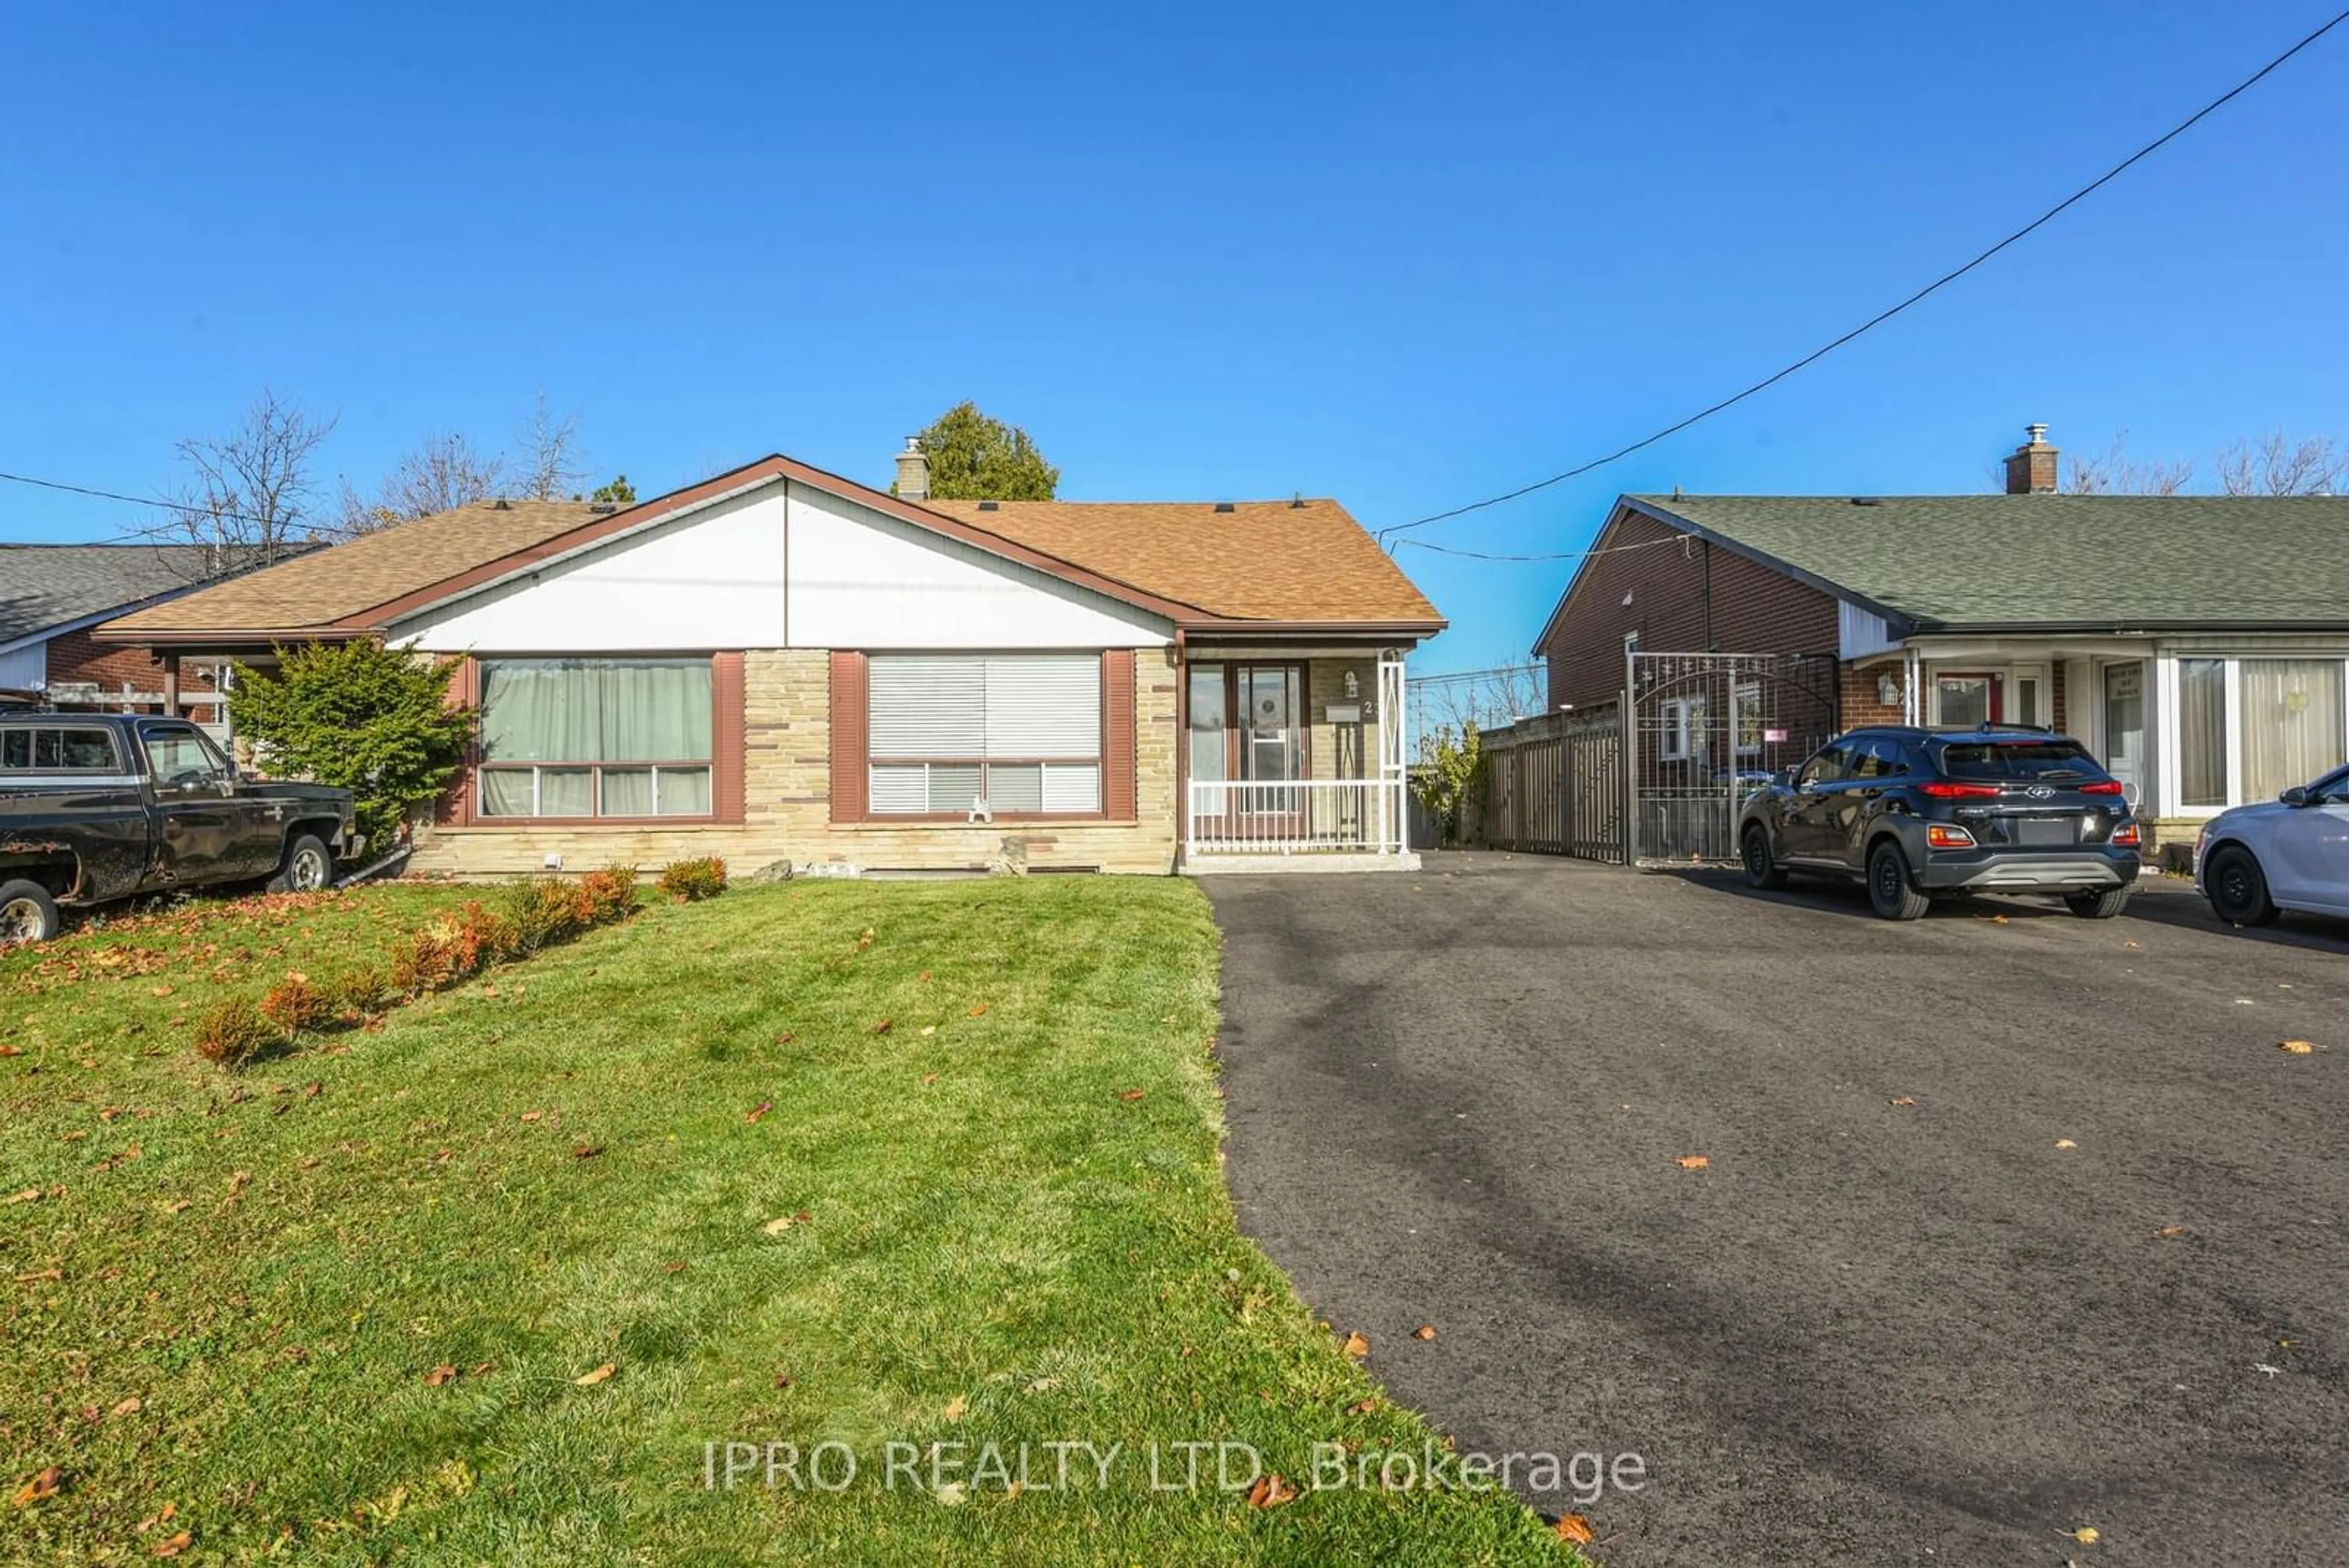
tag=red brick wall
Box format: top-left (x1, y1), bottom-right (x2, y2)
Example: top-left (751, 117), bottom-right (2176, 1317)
top-left (40, 629), bottom-right (222, 722)
top-left (1538, 508), bottom-right (1842, 711)
top-left (1838, 661), bottom-right (1906, 729)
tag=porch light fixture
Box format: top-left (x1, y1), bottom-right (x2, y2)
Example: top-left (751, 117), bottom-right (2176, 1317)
top-left (1877, 671), bottom-right (1904, 707)
top-left (1343, 670), bottom-right (1360, 699)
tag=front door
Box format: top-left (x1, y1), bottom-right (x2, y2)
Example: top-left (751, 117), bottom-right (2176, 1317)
top-left (1187, 663), bottom-right (1307, 844)
top-left (2100, 662), bottom-right (2146, 806)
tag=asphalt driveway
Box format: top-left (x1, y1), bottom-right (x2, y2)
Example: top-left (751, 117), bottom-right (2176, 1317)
top-left (1204, 854), bottom-right (2349, 1566)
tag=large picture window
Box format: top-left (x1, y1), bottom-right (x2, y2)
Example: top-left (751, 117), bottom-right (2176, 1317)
top-left (478, 658), bottom-right (713, 818)
top-left (2241, 659), bottom-right (2344, 806)
top-left (867, 654), bottom-right (1102, 816)
top-left (2177, 658), bottom-right (2228, 808)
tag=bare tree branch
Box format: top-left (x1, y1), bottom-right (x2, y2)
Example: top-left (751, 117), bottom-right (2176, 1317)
top-left (148, 388), bottom-right (338, 579)
top-left (2216, 429), bottom-right (2342, 496)
top-left (2065, 429), bottom-right (2191, 496)
top-left (338, 432), bottom-right (507, 535)
top-left (515, 388), bottom-right (587, 502)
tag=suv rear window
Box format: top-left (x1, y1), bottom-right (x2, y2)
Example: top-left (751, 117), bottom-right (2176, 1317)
top-left (1935, 739), bottom-right (2101, 781)
top-left (1, 726), bottom-right (121, 771)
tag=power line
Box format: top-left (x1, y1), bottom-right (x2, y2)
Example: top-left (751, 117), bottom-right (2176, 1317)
top-left (0, 467), bottom-right (358, 543)
top-left (1376, 7), bottom-right (2349, 544)
top-left (1395, 531), bottom-right (1698, 563)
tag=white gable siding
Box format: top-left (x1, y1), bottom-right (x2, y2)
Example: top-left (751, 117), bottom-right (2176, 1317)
top-left (0, 640), bottom-right (45, 688)
top-left (392, 480), bottom-right (1171, 653)
top-left (1838, 601), bottom-right (1897, 660)
top-left (782, 486), bottom-right (1169, 650)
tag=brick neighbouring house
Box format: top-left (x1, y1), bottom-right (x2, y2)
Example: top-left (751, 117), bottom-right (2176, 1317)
top-left (0, 543), bottom-right (296, 724)
top-left (97, 445), bottom-right (1446, 875)
top-left (1532, 426), bottom-right (2349, 848)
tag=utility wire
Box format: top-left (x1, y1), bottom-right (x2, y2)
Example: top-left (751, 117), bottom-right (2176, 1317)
top-left (1395, 532), bottom-right (1699, 563)
top-left (1376, 7), bottom-right (2349, 544)
top-left (0, 467), bottom-right (360, 543)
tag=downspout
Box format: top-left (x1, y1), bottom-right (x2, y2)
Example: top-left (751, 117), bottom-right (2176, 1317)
top-left (1701, 539), bottom-right (1715, 651)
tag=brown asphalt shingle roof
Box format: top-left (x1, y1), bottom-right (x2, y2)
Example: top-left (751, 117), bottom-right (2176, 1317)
top-left (102, 501), bottom-right (601, 635)
top-left (922, 498), bottom-right (1443, 626)
top-left (98, 464), bottom-right (1444, 641)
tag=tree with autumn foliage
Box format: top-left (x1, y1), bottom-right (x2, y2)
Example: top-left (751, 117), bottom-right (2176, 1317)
top-left (228, 641), bottom-right (475, 848)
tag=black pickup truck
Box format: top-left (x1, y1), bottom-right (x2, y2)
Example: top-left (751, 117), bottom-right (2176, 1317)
top-left (1, 712), bottom-right (360, 945)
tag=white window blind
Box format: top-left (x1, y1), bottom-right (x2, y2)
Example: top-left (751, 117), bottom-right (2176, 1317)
top-left (867, 653), bottom-right (1104, 814)
top-left (869, 655), bottom-right (1100, 760)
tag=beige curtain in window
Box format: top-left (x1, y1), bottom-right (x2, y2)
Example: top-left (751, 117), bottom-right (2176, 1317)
top-left (2240, 660), bottom-right (2343, 804)
top-left (2177, 658), bottom-right (2227, 808)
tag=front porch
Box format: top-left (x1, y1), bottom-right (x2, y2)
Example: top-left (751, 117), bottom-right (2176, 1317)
top-left (1179, 645), bottom-right (1419, 872)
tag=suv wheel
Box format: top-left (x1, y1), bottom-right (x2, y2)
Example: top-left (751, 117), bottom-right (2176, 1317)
top-left (1866, 841), bottom-right (1930, 921)
top-left (0, 879), bottom-right (62, 946)
top-left (267, 834), bottom-right (333, 895)
top-left (2063, 888), bottom-right (2131, 920)
top-left (1741, 824), bottom-right (1789, 890)
top-left (2203, 845), bottom-right (2279, 927)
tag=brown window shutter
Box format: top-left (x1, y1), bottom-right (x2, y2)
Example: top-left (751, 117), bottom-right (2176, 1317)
top-left (712, 652), bottom-right (746, 823)
top-left (434, 655), bottom-right (478, 827)
top-left (829, 651), bottom-right (868, 823)
top-left (1102, 648), bottom-right (1137, 820)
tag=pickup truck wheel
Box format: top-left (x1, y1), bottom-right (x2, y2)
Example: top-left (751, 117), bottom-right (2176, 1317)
top-left (1742, 823), bottom-right (1789, 890)
top-left (2203, 845), bottom-right (2279, 927)
top-left (1866, 841), bottom-right (1931, 921)
top-left (268, 834), bottom-right (333, 894)
top-left (2063, 888), bottom-right (2131, 920)
top-left (0, 879), bottom-right (61, 946)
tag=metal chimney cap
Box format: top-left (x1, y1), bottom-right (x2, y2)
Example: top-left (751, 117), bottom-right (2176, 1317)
top-left (2025, 423), bottom-right (2050, 444)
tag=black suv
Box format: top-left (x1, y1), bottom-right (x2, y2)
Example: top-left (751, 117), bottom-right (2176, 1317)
top-left (1737, 725), bottom-right (2142, 920)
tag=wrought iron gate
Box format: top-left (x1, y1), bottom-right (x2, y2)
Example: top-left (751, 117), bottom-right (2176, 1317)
top-left (1627, 652), bottom-right (1839, 866)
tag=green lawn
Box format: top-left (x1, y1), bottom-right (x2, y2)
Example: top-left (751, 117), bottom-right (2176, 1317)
top-left (1, 878), bottom-right (1576, 1565)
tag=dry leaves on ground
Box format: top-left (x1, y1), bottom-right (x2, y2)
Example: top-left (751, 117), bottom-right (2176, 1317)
top-left (762, 1209), bottom-right (814, 1236)
top-left (1554, 1512), bottom-right (1596, 1544)
top-left (1245, 1473), bottom-right (1298, 1509)
top-left (1890, 1096), bottom-right (1917, 1107)
top-left (1675, 1155), bottom-right (1710, 1170)
top-left (423, 1365), bottom-right (458, 1387)
top-left (746, 1101), bottom-right (771, 1124)
top-left (573, 1363), bottom-right (615, 1386)
top-left (2055, 1139), bottom-right (2077, 1150)
top-left (2280, 1040), bottom-right (2316, 1055)
top-left (943, 1395), bottom-right (967, 1424)
top-left (151, 1528), bottom-right (191, 1558)
top-left (11, 1466), bottom-right (63, 1507)
top-left (1412, 1324), bottom-right (1438, 1341)
top-left (1340, 1331), bottom-right (1369, 1358)
top-left (1116, 1088), bottom-right (1146, 1102)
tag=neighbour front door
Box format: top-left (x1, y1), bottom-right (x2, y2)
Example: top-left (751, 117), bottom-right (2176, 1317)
top-left (2101, 662), bottom-right (2145, 806)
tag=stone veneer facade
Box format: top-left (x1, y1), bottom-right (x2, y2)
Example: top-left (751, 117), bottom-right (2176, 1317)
top-left (406, 647), bottom-right (1183, 878)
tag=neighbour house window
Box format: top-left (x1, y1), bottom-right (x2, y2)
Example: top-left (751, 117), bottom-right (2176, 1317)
top-left (0, 726), bottom-right (121, 771)
top-left (1733, 682), bottom-right (1763, 756)
top-left (2177, 658), bottom-right (2228, 808)
top-left (2240, 659), bottom-right (2344, 806)
top-left (1658, 696), bottom-right (1707, 763)
top-left (477, 658), bottom-right (713, 818)
top-left (867, 654), bottom-right (1102, 816)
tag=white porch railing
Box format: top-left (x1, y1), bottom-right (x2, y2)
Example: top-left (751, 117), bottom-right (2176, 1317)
top-left (1187, 778), bottom-right (1409, 856)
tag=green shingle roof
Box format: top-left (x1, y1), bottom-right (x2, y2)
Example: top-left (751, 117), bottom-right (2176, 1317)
top-left (1628, 493), bottom-right (2349, 632)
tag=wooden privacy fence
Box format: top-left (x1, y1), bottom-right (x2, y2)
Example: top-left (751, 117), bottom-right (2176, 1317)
top-left (1475, 703), bottom-right (1627, 863)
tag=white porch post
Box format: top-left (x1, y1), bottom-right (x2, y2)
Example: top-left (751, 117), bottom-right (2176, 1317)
top-left (1379, 651), bottom-right (1408, 855)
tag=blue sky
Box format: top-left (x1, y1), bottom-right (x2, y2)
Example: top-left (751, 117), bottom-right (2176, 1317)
top-left (3, 2), bottom-right (2343, 672)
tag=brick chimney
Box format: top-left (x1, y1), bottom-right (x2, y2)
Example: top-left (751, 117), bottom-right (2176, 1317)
top-left (2003, 423), bottom-right (2060, 494)
top-left (895, 436), bottom-right (930, 502)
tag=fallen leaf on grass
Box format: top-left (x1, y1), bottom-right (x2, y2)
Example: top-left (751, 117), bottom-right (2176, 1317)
top-left (519, 1111), bottom-right (543, 1123)
top-left (919, 1025), bottom-right (936, 1038)
top-left (746, 1101), bottom-right (772, 1124)
top-left (1890, 1096), bottom-right (1917, 1107)
top-left (471, 1361), bottom-right (494, 1377)
top-left (111, 1396), bottom-right (141, 1416)
top-left (2280, 1040), bottom-right (2316, 1055)
top-left (152, 1528), bottom-right (191, 1557)
top-left (943, 1394), bottom-right (967, 1424)
top-left (1412, 1324), bottom-right (1438, 1341)
top-left (762, 1209), bottom-right (814, 1235)
top-left (1116, 1088), bottom-right (1146, 1102)
top-left (0, 1045), bottom-right (20, 1057)
top-left (11, 1466), bottom-right (63, 1507)
top-left (872, 1019), bottom-right (892, 1035)
top-left (966, 1004), bottom-right (988, 1017)
top-left (1245, 1473), bottom-right (1298, 1509)
top-left (773, 1373), bottom-right (793, 1389)
top-left (934, 1481), bottom-right (967, 1506)
top-left (161, 1198), bottom-right (191, 1214)
top-left (918, 969), bottom-right (931, 982)
top-left (1346, 1397), bottom-right (1377, 1415)
top-left (572, 1143), bottom-right (605, 1161)
top-left (1554, 1512), bottom-right (1596, 1544)
top-left (423, 1365), bottom-right (458, 1387)
top-left (776, 1031), bottom-right (796, 1044)
top-left (573, 1363), bottom-right (615, 1386)
top-left (1340, 1331), bottom-right (1370, 1358)
top-left (6, 1189), bottom-right (41, 1205)
top-left (151, 985), bottom-right (173, 998)
top-left (1675, 1155), bottom-right (1710, 1170)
